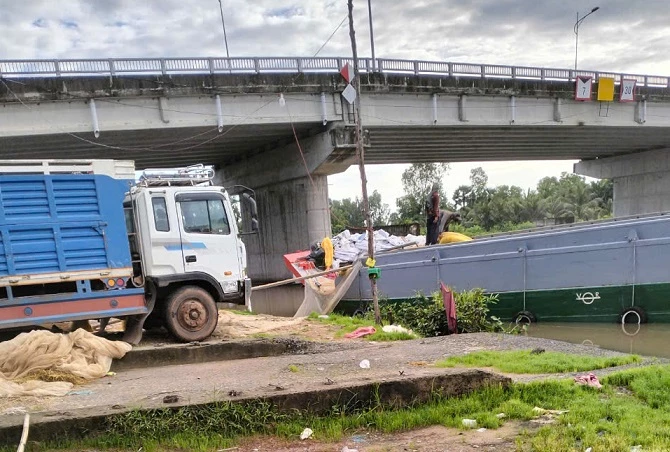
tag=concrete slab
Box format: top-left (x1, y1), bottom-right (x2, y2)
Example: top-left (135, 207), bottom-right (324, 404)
top-left (0, 333), bottom-right (640, 445)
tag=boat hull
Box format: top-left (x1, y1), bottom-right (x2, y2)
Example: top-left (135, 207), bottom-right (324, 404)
top-left (341, 214), bottom-right (670, 323)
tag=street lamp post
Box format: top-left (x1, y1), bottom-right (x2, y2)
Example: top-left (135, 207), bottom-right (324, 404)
top-left (367, 0), bottom-right (376, 71)
top-left (218, 0), bottom-right (231, 59)
top-left (574, 6), bottom-right (600, 70)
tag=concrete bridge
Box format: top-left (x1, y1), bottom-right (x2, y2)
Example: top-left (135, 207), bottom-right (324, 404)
top-left (2, 56), bottom-right (670, 291)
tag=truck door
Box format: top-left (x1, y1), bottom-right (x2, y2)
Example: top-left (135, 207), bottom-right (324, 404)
top-left (175, 192), bottom-right (242, 294)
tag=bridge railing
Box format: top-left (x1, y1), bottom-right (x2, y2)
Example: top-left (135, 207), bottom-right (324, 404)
top-left (1, 57), bottom-right (668, 88)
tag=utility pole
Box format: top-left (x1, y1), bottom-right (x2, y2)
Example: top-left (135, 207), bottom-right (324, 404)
top-left (348, 0), bottom-right (381, 325)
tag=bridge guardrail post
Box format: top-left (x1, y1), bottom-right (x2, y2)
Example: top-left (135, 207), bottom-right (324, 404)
top-left (512, 66), bottom-right (517, 80)
top-left (448, 63), bottom-right (453, 78)
top-left (414, 61), bottom-right (419, 76)
top-left (480, 65), bottom-right (486, 80)
top-left (297, 58), bottom-right (303, 73)
top-left (540, 68), bottom-right (546, 81)
top-left (109, 59), bottom-right (116, 77)
top-left (160, 59), bottom-right (167, 76)
top-left (54, 60), bottom-right (61, 77)
top-left (644, 76), bottom-right (649, 88)
top-left (208, 58), bottom-right (214, 75)
top-left (254, 58), bottom-right (260, 74)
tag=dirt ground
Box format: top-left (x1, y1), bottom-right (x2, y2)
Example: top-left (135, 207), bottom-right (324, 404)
top-left (235, 422), bottom-right (525, 452)
top-left (212, 310), bottom-right (341, 342)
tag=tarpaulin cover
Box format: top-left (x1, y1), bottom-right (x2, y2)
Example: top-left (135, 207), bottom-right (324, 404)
top-left (0, 329), bottom-right (131, 397)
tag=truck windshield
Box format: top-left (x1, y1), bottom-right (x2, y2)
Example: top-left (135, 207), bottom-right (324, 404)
top-left (180, 199), bottom-right (230, 235)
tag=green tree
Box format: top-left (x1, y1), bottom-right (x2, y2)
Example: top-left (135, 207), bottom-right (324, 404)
top-left (521, 190), bottom-right (547, 223)
top-left (452, 185), bottom-right (474, 210)
top-left (469, 167), bottom-right (488, 199)
top-left (395, 163), bottom-right (450, 223)
top-left (330, 198), bottom-right (364, 233)
top-left (330, 190), bottom-right (390, 233)
top-left (368, 190), bottom-right (390, 226)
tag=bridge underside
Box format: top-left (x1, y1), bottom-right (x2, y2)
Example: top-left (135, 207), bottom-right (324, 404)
top-left (0, 123), bottom-right (324, 168)
top-left (2, 124), bottom-right (670, 168)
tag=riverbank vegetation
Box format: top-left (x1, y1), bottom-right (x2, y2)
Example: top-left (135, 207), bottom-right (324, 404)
top-left (331, 164), bottom-right (613, 235)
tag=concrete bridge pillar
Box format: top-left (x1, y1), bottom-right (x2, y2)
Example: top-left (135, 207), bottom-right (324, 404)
top-left (218, 125), bottom-right (355, 285)
top-left (242, 175), bottom-right (330, 283)
top-left (574, 149), bottom-right (670, 216)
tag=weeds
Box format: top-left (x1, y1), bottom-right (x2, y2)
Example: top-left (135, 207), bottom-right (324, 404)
top-left (379, 288), bottom-right (514, 336)
top-left (438, 350), bottom-right (640, 374)
top-left (28, 365), bottom-right (670, 452)
top-left (308, 312), bottom-right (417, 341)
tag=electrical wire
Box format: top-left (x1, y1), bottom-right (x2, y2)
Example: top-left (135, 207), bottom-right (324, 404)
top-left (1, 78), bottom-right (277, 153)
top-left (312, 16), bottom-right (348, 58)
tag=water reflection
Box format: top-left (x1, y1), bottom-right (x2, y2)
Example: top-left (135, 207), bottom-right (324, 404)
top-left (525, 323), bottom-right (670, 359)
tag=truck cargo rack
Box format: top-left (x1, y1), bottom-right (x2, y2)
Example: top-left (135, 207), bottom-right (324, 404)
top-left (137, 164), bottom-right (214, 187)
top-left (0, 159), bottom-right (135, 179)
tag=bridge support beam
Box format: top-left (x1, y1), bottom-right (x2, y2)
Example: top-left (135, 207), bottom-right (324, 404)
top-left (218, 126), bottom-right (356, 286)
top-left (574, 149), bottom-right (670, 216)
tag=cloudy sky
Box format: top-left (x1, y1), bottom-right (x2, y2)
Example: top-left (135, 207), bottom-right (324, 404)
top-left (1, 0), bottom-right (667, 208)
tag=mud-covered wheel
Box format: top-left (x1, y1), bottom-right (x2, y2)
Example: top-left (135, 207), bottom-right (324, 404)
top-left (620, 306), bottom-right (647, 325)
top-left (514, 310), bottom-right (536, 325)
top-left (164, 286), bottom-right (218, 342)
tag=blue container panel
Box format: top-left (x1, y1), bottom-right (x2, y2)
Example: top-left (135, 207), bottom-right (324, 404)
top-left (0, 174), bottom-right (133, 277)
top-left (0, 180), bottom-right (51, 223)
top-left (52, 179), bottom-right (101, 220)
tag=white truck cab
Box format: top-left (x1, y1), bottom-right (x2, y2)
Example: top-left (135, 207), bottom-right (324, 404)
top-left (125, 165), bottom-right (257, 342)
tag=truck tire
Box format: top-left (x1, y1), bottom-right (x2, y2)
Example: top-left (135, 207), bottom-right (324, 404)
top-left (164, 286), bottom-right (218, 342)
top-left (514, 311), bottom-right (536, 325)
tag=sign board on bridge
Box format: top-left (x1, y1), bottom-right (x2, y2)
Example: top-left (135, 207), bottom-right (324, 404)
top-left (620, 79), bottom-right (637, 102)
top-left (340, 63), bottom-right (354, 83)
top-left (340, 63), bottom-right (356, 104)
top-left (575, 76), bottom-right (593, 101)
top-left (597, 77), bottom-right (615, 102)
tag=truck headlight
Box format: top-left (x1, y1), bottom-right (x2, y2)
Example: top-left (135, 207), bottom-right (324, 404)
top-left (222, 281), bottom-right (239, 294)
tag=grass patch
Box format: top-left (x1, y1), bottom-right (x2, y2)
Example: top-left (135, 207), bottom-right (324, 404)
top-left (288, 364), bottom-right (300, 373)
top-left (307, 312), bottom-right (417, 341)
top-left (24, 365), bottom-right (670, 452)
top-left (438, 350), bottom-right (640, 374)
top-left (226, 308), bottom-right (256, 316)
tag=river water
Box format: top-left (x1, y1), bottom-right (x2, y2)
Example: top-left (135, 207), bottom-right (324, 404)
top-left (525, 323), bottom-right (670, 359)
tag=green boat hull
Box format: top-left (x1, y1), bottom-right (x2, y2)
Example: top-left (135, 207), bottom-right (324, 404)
top-left (339, 282), bottom-right (670, 324)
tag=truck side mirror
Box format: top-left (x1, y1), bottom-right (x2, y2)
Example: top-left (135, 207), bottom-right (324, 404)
top-left (242, 192), bottom-right (259, 234)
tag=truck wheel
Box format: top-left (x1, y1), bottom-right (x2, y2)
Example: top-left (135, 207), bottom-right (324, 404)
top-left (164, 286), bottom-right (218, 342)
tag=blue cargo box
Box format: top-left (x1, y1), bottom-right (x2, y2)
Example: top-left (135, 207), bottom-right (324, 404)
top-left (0, 174), bottom-right (133, 284)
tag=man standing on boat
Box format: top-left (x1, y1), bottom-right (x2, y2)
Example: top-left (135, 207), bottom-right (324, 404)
top-left (425, 183), bottom-right (440, 245)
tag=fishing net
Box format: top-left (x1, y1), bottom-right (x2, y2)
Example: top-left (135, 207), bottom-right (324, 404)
top-left (0, 329), bottom-right (131, 397)
top-left (294, 260), bottom-right (362, 318)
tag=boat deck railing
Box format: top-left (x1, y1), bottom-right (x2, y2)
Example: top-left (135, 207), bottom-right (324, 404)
top-left (472, 211), bottom-right (670, 242)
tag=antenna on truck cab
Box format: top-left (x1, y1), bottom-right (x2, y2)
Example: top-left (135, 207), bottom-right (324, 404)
top-left (137, 164), bottom-right (215, 187)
